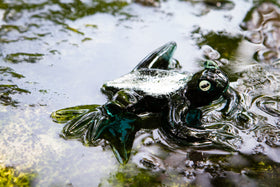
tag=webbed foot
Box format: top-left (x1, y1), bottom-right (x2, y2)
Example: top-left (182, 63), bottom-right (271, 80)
top-left (87, 105), bottom-right (140, 164)
top-left (52, 102), bottom-right (140, 164)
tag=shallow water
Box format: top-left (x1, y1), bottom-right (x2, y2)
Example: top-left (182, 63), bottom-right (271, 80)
top-left (0, 0), bottom-right (280, 186)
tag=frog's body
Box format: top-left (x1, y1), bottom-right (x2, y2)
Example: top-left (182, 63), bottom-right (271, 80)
top-left (102, 41), bottom-right (186, 98)
top-left (52, 42), bottom-right (231, 164)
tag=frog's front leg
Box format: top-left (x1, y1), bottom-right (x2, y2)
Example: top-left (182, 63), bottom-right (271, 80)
top-left (168, 100), bottom-right (203, 128)
top-left (93, 89), bottom-right (162, 164)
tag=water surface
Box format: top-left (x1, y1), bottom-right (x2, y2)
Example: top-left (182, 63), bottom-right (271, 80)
top-left (0, 0), bottom-right (280, 186)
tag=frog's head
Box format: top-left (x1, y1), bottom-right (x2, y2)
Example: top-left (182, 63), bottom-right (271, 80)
top-left (185, 61), bottom-right (229, 108)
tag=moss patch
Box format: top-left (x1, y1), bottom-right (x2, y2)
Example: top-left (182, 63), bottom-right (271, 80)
top-left (192, 28), bottom-right (242, 60)
top-left (0, 165), bottom-right (36, 186)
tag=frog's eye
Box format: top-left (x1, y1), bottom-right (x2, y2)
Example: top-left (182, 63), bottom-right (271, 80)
top-left (199, 80), bottom-right (211, 91)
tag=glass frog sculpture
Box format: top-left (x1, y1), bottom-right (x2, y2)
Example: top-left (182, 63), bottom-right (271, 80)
top-left (52, 42), bottom-right (232, 164)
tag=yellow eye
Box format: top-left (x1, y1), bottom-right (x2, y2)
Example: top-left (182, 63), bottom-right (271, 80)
top-left (199, 80), bottom-right (211, 91)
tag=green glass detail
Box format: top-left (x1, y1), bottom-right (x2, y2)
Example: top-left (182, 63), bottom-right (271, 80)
top-left (93, 112), bottom-right (139, 164)
top-left (204, 60), bottom-right (219, 69)
top-left (51, 104), bottom-right (100, 123)
top-left (185, 109), bottom-right (202, 127)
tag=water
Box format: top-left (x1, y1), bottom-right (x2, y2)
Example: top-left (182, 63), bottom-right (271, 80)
top-left (0, 0), bottom-right (280, 186)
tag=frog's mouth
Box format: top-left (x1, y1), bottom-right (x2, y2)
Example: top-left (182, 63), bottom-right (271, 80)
top-left (223, 82), bottom-right (230, 94)
top-left (215, 70), bottom-right (229, 94)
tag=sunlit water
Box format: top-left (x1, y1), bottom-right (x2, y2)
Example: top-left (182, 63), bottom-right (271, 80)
top-left (0, 0), bottom-right (280, 186)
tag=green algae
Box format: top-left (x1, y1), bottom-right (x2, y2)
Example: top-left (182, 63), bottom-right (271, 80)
top-left (192, 28), bottom-right (242, 60)
top-left (4, 53), bottom-right (44, 64)
top-left (2, 0), bottom-right (130, 24)
top-left (0, 165), bottom-right (36, 187)
top-left (0, 66), bottom-right (30, 106)
top-left (100, 164), bottom-right (163, 187)
top-left (0, 66), bottom-right (25, 79)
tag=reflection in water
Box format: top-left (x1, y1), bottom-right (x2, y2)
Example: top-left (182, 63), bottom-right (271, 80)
top-left (0, 66), bottom-right (30, 106)
top-left (1, 0), bottom-right (129, 23)
top-left (4, 53), bottom-right (44, 63)
top-left (235, 3), bottom-right (280, 164)
top-left (134, 0), bottom-right (160, 7)
top-left (256, 96), bottom-right (280, 118)
top-left (241, 2), bottom-right (280, 63)
top-left (192, 28), bottom-right (242, 60)
top-left (0, 0), bottom-right (132, 64)
top-left (0, 84), bottom-right (30, 106)
top-left (101, 139), bottom-right (280, 186)
top-left (0, 0), bottom-right (133, 105)
top-left (30, 0), bottom-right (129, 24)
top-left (181, 0), bottom-right (235, 15)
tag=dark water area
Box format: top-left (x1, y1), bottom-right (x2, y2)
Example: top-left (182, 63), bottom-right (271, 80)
top-left (0, 0), bottom-right (280, 186)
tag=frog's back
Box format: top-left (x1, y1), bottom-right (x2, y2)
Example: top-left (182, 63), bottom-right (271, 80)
top-left (102, 69), bottom-right (191, 98)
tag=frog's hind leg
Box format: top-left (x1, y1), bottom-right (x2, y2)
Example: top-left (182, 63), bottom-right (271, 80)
top-left (51, 105), bottom-right (100, 123)
top-left (61, 110), bottom-right (99, 140)
top-left (51, 105), bottom-right (100, 140)
top-left (132, 41), bottom-right (181, 71)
